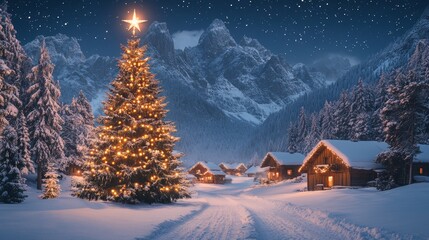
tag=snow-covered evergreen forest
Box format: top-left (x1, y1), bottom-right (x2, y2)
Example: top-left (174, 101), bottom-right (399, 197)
top-left (0, 3), bottom-right (95, 202)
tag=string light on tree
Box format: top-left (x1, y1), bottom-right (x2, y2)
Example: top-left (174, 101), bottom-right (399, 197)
top-left (75, 9), bottom-right (190, 204)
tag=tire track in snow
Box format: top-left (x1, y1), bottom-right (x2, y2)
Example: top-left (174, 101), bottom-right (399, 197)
top-left (138, 196), bottom-right (255, 240)
top-left (240, 196), bottom-right (410, 240)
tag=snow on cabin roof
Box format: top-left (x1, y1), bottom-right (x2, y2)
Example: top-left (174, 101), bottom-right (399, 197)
top-left (301, 140), bottom-right (389, 170)
top-left (245, 166), bottom-right (257, 174)
top-left (416, 144), bottom-right (429, 163)
top-left (221, 162), bottom-right (247, 170)
top-left (264, 152), bottom-right (305, 165)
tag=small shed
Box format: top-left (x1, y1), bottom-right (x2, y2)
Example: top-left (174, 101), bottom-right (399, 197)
top-left (260, 152), bottom-right (305, 181)
top-left (188, 162), bottom-right (225, 184)
top-left (219, 163), bottom-right (248, 176)
top-left (413, 144), bottom-right (429, 181)
top-left (299, 140), bottom-right (388, 191)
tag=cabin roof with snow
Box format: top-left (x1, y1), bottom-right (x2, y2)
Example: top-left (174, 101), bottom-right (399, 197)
top-left (220, 163), bottom-right (247, 170)
top-left (416, 144), bottom-right (429, 163)
top-left (300, 140), bottom-right (389, 171)
top-left (262, 152), bottom-right (305, 166)
top-left (189, 161), bottom-right (225, 175)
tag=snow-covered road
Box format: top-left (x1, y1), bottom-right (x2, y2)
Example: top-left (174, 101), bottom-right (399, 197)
top-left (1, 176), bottom-right (426, 240)
top-left (140, 177), bottom-right (405, 240)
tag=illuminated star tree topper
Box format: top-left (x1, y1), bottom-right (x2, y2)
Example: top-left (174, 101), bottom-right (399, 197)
top-left (122, 9), bottom-right (147, 36)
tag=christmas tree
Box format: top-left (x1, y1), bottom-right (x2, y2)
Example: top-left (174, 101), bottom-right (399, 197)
top-left (40, 162), bottom-right (61, 199)
top-left (76, 11), bottom-right (190, 204)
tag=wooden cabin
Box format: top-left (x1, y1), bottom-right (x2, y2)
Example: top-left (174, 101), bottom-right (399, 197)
top-left (299, 140), bottom-right (388, 191)
top-left (219, 163), bottom-right (248, 176)
top-left (188, 162), bottom-right (225, 184)
top-left (245, 166), bottom-right (258, 177)
top-left (413, 144), bottom-right (429, 182)
top-left (260, 152), bottom-right (305, 182)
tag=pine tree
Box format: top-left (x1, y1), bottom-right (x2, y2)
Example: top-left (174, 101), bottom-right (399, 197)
top-left (16, 110), bottom-right (33, 175)
top-left (304, 114), bottom-right (320, 153)
top-left (0, 1), bottom-right (31, 95)
top-left (320, 101), bottom-right (335, 139)
top-left (75, 39), bottom-right (190, 204)
top-left (0, 125), bottom-right (27, 203)
top-left (286, 122), bottom-right (299, 153)
top-left (40, 162), bottom-right (61, 199)
top-left (378, 70), bottom-right (429, 186)
top-left (296, 107), bottom-right (308, 153)
top-left (349, 80), bottom-right (373, 141)
top-left (373, 74), bottom-right (389, 141)
top-left (332, 91), bottom-right (351, 140)
top-left (61, 92), bottom-right (95, 174)
top-left (26, 39), bottom-right (64, 190)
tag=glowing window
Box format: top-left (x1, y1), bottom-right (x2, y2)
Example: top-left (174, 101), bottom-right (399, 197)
top-left (420, 167), bottom-right (423, 175)
top-left (287, 170), bottom-right (292, 175)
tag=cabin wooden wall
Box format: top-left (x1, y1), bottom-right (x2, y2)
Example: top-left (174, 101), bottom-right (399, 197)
top-left (306, 146), bottom-right (350, 191)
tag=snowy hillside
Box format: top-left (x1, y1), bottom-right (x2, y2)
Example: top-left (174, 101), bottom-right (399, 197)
top-left (1, 176), bottom-right (427, 239)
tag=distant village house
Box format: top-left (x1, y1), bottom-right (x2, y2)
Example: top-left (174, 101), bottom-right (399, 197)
top-left (260, 152), bottom-right (305, 181)
top-left (188, 162), bottom-right (226, 184)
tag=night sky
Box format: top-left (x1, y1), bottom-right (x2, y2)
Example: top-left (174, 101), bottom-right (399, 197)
top-left (8, 0), bottom-right (429, 63)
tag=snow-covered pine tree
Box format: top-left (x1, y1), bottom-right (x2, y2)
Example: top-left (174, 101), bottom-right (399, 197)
top-left (349, 80), bottom-right (374, 141)
top-left (320, 101), bottom-right (335, 140)
top-left (0, 125), bottom-right (27, 203)
top-left (61, 92), bottom-right (95, 174)
top-left (332, 91), bottom-right (351, 140)
top-left (40, 162), bottom-right (61, 199)
top-left (373, 74), bottom-right (389, 141)
top-left (16, 110), bottom-right (33, 175)
top-left (0, 1), bottom-right (31, 94)
top-left (26, 39), bottom-right (64, 190)
top-left (286, 122), bottom-right (299, 153)
top-left (378, 70), bottom-right (429, 186)
top-left (304, 114), bottom-right (320, 153)
top-left (296, 107), bottom-right (308, 153)
top-left (75, 39), bottom-right (190, 204)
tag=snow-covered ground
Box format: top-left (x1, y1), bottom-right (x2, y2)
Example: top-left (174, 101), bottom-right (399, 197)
top-left (1, 176), bottom-right (428, 240)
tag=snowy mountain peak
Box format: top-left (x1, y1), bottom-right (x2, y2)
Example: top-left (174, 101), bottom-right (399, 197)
top-left (198, 19), bottom-right (237, 57)
top-left (142, 21), bottom-right (175, 61)
top-left (240, 36), bottom-right (272, 61)
top-left (25, 34), bottom-right (85, 66)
